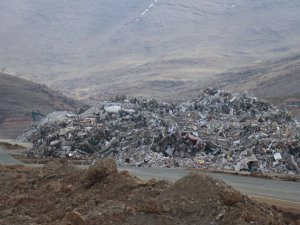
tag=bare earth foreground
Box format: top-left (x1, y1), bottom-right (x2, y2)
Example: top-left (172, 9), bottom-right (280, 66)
top-left (0, 159), bottom-right (299, 225)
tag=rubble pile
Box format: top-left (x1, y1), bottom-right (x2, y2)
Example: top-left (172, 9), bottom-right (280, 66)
top-left (21, 89), bottom-right (300, 173)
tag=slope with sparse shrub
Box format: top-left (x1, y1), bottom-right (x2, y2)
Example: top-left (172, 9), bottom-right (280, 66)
top-left (0, 73), bottom-right (84, 138)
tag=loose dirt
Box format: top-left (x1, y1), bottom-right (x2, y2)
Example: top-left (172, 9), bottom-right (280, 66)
top-left (0, 159), bottom-right (299, 225)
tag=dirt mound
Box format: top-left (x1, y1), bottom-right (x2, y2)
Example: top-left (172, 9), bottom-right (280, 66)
top-left (158, 173), bottom-right (282, 224)
top-left (81, 158), bottom-right (118, 188)
top-left (0, 160), bottom-right (297, 225)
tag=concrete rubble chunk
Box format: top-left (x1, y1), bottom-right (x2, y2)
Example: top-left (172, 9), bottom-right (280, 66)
top-left (104, 105), bottom-right (122, 113)
top-left (274, 152), bottom-right (282, 161)
top-left (19, 89), bottom-right (300, 174)
top-left (50, 140), bottom-right (60, 146)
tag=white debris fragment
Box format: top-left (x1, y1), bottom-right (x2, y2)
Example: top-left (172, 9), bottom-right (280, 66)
top-left (105, 105), bottom-right (122, 113)
top-left (50, 140), bottom-right (60, 146)
top-left (122, 108), bottom-right (136, 114)
top-left (274, 153), bottom-right (282, 161)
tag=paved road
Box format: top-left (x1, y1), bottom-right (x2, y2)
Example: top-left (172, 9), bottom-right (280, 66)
top-left (120, 167), bottom-right (300, 204)
top-left (0, 145), bottom-right (24, 165)
top-left (1, 144), bottom-right (300, 204)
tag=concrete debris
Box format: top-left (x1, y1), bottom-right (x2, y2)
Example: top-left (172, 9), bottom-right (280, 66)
top-left (104, 105), bottom-right (122, 113)
top-left (274, 152), bottom-right (282, 161)
top-left (20, 89), bottom-right (300, 174)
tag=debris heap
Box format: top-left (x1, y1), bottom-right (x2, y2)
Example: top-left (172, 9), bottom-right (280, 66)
top-left (21, 89), bottom-right (300, 173)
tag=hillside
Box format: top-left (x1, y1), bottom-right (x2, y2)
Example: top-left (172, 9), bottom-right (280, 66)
top-left (80, 54), bottom-right (300, 103)
top-left (0, 73), bottom-right (83, 138)
top-left (216, 54), bottom-right (300, 101)
top-left (0, 0), bottom-right (300, 101)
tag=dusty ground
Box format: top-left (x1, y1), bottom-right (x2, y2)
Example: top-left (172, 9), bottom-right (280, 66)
top-left (0, 159), bottom-right (299, 225)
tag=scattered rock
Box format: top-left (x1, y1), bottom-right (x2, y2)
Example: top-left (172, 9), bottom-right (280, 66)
top-left (216, 210), bottom-right (225, 221)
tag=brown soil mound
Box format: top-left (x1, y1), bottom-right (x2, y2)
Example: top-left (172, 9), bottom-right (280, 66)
top-left (0, 159), bottom-right (297, 225)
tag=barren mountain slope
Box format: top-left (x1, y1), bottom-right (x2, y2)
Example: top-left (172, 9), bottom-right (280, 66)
top-left (0, 73), bottom-right (83, 138)
top-left (216, 54), bottom-right (300, 101)
top-left (0, 0), bottom-right (300, 100)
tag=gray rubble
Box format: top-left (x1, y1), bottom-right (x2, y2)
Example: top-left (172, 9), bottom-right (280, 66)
top-left (19, 89), bottom-right (300, 174)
